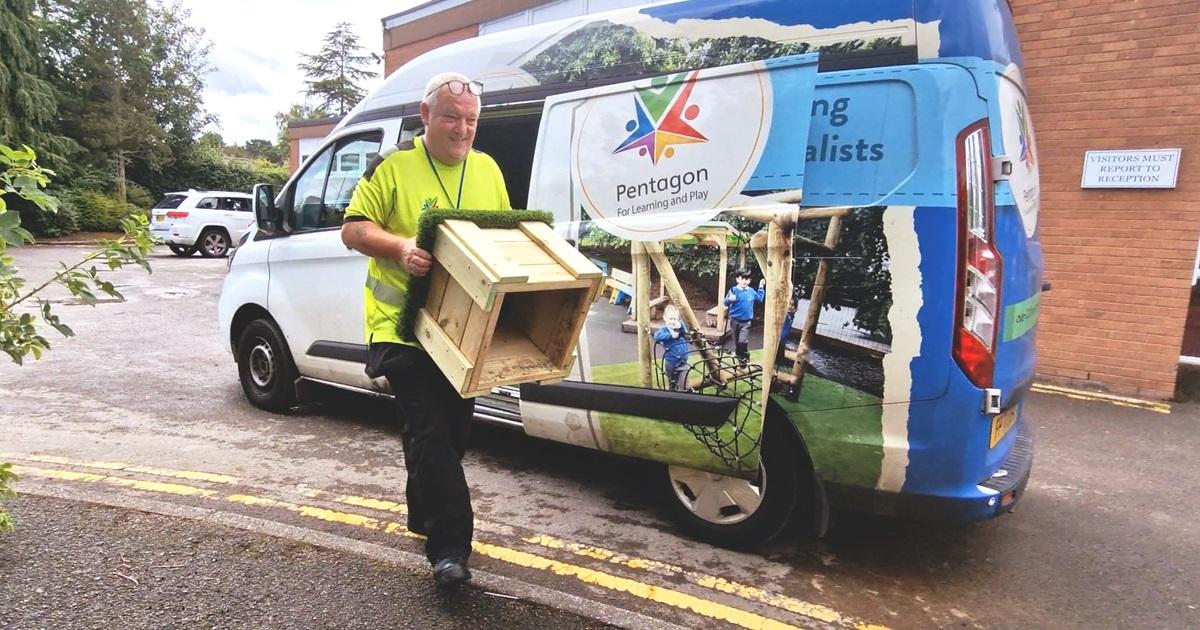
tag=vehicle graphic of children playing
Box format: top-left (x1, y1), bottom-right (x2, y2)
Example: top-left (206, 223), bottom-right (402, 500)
top-left (724, 268), bottom-right (765, 366)
top-left (653, 304), bottom-right (691, 391)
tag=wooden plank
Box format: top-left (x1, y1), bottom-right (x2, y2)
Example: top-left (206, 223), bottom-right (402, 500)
top-left (549, 287), bottom-right (596, 368)
top-left (433, 225), bottom-right (501, 310)
top-left (521, 262), bottom-right (576, 284)
top-left (717, 240), bottom-right (728, 331)
top-left (634, 241), bottom-right (653, 388)
top-left (795, 234), bottom-right (837, 257)
top-left (792, 215), bottom-right (843, 388)
top-left (442, 220), bottom-right (527, 283)
top-left (503, 292), bottom-right (555, 354)
top-left (518, 221), bottom-right (604, 280)
top-left (486, 327), bottom-right (542, 359)
top-left (458, 301), bottom-right (491, 363)
top-left (425, 264), bottom-right (451, 321)
top-left (415, 309), bottom-right (473, 395)
top-left (477, 349), bottom-right (558, 391)
top-left (499, 277), bottom-right (596, 294)
top-left (761, 221), bottom-right (792, 406)
top-left (465, 293), bottom-right (505, 394)
top-left (437, 280), bottom-right (475, 346)
top-left (496, 240), bottom-right (558, 267)
top-left (486, 228), bottom-right (528, 243)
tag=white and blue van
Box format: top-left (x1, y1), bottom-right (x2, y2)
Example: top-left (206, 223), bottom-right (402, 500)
top-left (219, 0), bottom-right (1043, 548)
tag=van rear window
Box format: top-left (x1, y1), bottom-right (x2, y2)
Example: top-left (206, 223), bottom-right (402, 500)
top-left (154, 194), bottom-right (187, 209)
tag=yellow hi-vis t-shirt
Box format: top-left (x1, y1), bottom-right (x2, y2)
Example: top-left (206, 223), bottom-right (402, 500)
top-left (344, 136), bottom-right (511, 347)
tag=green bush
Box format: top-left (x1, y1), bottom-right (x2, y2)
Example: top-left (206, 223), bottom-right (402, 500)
top-left (125, 181), bottom-right (156, 210)
top-left (61, 189), bottom-right (140, 232)
top-left (136, 146), bottom-right (289, 197)
top-left (11, 192), bottom-right (80, 238)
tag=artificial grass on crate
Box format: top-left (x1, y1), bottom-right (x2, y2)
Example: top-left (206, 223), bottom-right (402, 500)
top-left (397, 208), bottom-right (555, 342)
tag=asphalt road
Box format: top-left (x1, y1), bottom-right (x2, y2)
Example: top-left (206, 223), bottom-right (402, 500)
top-left (2, 244), bottom-right (1198, 629)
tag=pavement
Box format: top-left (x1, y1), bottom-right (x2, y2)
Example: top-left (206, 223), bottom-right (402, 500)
top-left (0, 492), bottom-right (619, 630)
top-left (4, 242), bottom-right (1200, 629)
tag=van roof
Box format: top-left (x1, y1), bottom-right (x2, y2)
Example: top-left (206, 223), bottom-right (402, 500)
top-left (340, 0), bottom-right (925, 130)
top-left (343, 1), bottom-right (1024, 133)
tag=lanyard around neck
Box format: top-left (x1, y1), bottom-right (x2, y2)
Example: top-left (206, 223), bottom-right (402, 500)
top-left (422, 137), bottom-right (467, 210)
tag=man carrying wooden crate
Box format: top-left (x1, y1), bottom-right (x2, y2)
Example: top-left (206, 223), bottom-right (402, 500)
top-left (341, 72), bottom-right (511, 588)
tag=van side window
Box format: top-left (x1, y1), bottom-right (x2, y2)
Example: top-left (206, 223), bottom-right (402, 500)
top-left (323, 134), bottom-right (383, 227)
top-left (287, 130), bottom-right (383, 231)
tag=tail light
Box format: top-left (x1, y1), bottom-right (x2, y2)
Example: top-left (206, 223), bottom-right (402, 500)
top-left (954, 120), bottom-right (1002, 388)
top-left (166, 211), bottom-right (189, 219)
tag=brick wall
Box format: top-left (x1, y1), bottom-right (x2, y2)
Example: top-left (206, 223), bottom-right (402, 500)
top-left (384, 25), bottom-right (480, 76)
top-left (1012, 0), bottom-right (1200, 399)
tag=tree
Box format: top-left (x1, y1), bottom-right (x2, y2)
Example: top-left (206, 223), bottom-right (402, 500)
top-left (273, 101), bottom-right (332, 164)
top-left (242, 139), bottom-right (287, 165)
top-left (40, 0), bottom-right (212, 202)
top-left (0, 0), bottom-right (76, 166)
top-left (1, 143), bottom-right (154, 531)
top-left (298, 22), bottom-right (380, 116)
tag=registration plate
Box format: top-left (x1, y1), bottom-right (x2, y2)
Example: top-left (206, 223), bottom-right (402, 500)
top-left (155, 215), bottom-right (165, 222)
top-left (989, 407), bottom-right (1018, 448)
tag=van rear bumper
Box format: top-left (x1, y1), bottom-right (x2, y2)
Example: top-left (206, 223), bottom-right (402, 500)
top-left (825, 422), bottom-right (1034, 523)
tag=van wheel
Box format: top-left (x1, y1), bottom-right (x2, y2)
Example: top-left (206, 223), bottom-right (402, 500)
top-left (198, 228), bottom-right (231, 257)
top-left (168, 244), bottom-right (197, 257)
top-left (661, 418), bottom-right (806, 549)
top-left (237, 319), bottom-right (297, 413)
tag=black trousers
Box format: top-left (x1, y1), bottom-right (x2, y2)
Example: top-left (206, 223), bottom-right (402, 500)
top-left (367, 342), bottom-right (475, 564)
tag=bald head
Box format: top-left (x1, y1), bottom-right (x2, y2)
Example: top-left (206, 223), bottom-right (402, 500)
top-left (419, 72), bottom-right (481, 166)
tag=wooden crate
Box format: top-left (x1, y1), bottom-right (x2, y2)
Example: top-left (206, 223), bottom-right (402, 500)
top-left (413, 219), bottom-right (604, 398)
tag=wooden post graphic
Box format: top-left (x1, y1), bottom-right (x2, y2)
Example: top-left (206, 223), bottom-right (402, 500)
top-left (759, 221), bottom-right (794, 405)
top-left (717, 236), bottom-right (729, 332)
top-left (790, 211), bottom-right (848, 386)
top-left (641, 240), bottom-right (724, 382)
top-left (634, 240), bottom-right (654, 388)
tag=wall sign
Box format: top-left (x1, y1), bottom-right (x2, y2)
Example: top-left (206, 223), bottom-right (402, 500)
top-left (1081, 148), bottom-right (1181, 189)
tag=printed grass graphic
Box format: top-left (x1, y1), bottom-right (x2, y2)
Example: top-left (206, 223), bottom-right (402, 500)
top-left (591, 352), bottom-right (884, 486)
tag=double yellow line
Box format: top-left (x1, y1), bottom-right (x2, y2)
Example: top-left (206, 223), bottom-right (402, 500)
top-left (1031, 383), bottom-right (1171, 414)
top-left (7, 453), bottom-right (889, 630)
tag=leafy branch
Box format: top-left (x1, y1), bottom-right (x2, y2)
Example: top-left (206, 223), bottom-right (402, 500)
top-left (0, 462), bottom-right (15, 532)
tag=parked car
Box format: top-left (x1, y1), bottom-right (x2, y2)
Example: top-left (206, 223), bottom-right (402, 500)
top-left (150, 190), bottom-right (254, 257)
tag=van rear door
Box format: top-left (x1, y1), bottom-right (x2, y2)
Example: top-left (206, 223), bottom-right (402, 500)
top-left (523, 54), bottom-right (820, 477)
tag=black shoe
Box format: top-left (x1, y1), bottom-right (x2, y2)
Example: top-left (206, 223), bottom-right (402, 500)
top-left (432, 557), bottom-right (471, 589)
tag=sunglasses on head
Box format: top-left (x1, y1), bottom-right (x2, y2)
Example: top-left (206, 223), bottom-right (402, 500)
top-left (426, 79), bottom-right (483, 97)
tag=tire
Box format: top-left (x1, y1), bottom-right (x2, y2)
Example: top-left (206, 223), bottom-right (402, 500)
top-left (660, 417), bottom-right (808, 549)
top-left (237, 318), bottom-right (297, 413)
top-left (198, 228), bottom-right (231, 257)
top-left (167, 244), bottom-right (197, 257)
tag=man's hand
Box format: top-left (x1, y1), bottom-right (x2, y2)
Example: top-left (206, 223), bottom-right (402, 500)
top-left (398, 239), bottom-right (433, 277)
top-left (759, 278), bottom-right (766, 289)
top-left (342, 220), bottom-right (432, 277)
top-left (727, 291), bottom-right (737, 302)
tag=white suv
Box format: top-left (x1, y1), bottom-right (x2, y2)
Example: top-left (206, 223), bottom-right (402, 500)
top-left (150, 190), bottom-right (254, 257)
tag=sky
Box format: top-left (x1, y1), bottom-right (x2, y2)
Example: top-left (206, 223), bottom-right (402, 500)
top-left (178, 0), bottom-right (422, 144)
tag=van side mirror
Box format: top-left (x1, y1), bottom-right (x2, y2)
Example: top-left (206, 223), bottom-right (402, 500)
top-left (253, 183), bottom-right (281, 234)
